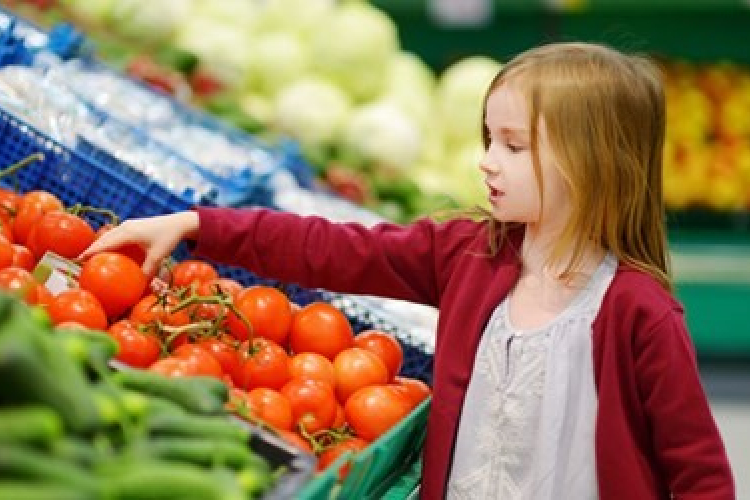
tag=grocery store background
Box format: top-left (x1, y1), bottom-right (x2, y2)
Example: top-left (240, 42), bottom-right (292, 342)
top-left (1, 0), bottom-right (749, 497)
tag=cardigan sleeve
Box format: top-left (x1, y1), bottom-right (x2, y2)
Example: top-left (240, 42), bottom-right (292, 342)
top-left (634, 309), bottom-right (735, 499)
top-left (192, 206), bottom-right (476, 307)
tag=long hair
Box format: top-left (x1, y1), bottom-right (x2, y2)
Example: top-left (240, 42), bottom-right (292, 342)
top-left (481, 42), bottom-right (671, 289)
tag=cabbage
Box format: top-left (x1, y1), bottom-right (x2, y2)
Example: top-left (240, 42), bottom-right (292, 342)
top-left (378, 51), bottom-right (437, 129)
top-left (109, 0), bottom-right (191, 43)
top-left (444, 140), bottom-right (487, 206)
top-left (311, 3), bottom-right (398, 102)
top-left (437, 56), bottom-right (502, 146)
top-left (256, 0), bottom-right (336, 39)
top-left (193, 0), bottom-right (260, 31)
top-left (343, 101), bottom-right (422, 171)
top-left (58, 0), bottom-right (113, 27)
top-left (247, 32), bottom-right (308, 97)
top-left (172, 18), bottom-right (254, 88)
top-left (274, 77), bottom-right (351, 150)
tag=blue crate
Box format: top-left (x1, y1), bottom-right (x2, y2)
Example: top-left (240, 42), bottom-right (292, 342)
top-left (0, 108), bottom-right (204, 228)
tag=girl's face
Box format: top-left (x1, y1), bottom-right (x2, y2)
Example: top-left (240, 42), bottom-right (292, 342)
top-left (481, 83), bottom-right (570, 232)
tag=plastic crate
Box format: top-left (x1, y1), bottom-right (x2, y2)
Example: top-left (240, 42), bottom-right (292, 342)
top-left (0, 108), bottom-right (203, 227)
top-left (249, 426), bottom-right (318, 500)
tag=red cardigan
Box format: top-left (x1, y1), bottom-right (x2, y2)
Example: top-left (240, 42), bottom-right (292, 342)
top-left (193, 207), bottom-right (734, 500)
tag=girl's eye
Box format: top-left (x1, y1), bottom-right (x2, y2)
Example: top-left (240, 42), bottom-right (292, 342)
top-left (507, 143), bottom-right (524, 153)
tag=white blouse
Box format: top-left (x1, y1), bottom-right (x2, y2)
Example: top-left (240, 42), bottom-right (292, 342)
top-left (446, 254), bottom-right (617, 500)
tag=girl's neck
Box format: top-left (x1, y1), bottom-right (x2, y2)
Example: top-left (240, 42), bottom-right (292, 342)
top-left (521, 223), bottom-right (605, 287)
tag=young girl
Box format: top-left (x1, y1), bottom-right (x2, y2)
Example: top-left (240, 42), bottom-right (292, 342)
top-left (82, 42), bottom-right (734, 499)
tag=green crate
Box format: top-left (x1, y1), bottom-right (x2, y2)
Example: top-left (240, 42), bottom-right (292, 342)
top-left (297, 398), bottom-right (431, 500)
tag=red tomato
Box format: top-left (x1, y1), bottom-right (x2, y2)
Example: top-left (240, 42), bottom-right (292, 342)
top-left (0, 266), bottom-right (43, 303)
top-left (0, 236), bottom-right (14, 269)
top-left (275, 429), bottom-right (314, 454)
top-left (129, 293), bottom-right (190, 328)
top-left (172, 344), bottom-right (223, 378)
top-left (78, 252), bottom-right (147, 320)
top-left (394, 376), bottom-right (432, 407)
top-left (11, 244), bottom-right (35, 271)
top-left (226, 286), bottom-right (293, 344)
top-left (168, 260), bottom-right (218, 287)
top-left (12, 191), bottom-right (63, 245)
top-left (237, 338), bottom-right (291, 391)
top-left (281, 377), bottom-right (338, 434)
top-left (344, 385), bottom-right (414, 442)
top-left (316, 437), bottom-right (369, 478)
top-left (289, 352), bottom-right (336, 386)
top-left (108, 319), bottom-right (161, 368)
top-left (354, 330), bottom-right (403, 381)
top-left (289, 302), bottom-right (354, 360)
top-left (48, 289), bottom-right (108, 330)
top-left (244, 388), bottom-right (294, 431)
top-left (149, 357), bottom-right (194, 377)
top-left (332, 403), bottom-right (346, 429)
top-left (0, 188), bottom-right (19, 216)
top-left (95, 225), bottom-right (146, 266)
top-left (333, 347), bottom-right (389, 404)
top-left (199, 278), bottom-right (243, 299)
top-left (196, 337), bottom-right (243, 383)
top-left (26, 212), bottom-right (95, 260)
top-left (0, 218), bottom-right (13, 244)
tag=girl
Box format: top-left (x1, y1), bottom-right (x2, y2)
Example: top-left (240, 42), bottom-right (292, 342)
top-left (82, 42), bottom-right (734, 499)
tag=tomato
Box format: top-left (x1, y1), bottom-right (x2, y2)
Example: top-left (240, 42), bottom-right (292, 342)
top-left (237, 338), bottom-right (291, 391)
top-left (344, 385), bottom-right (414, 442)
top-left (26, 212), bottom-right (95, 260)
top-left (149, 357), bottom-right (194, 377)
top-left (226, 286), bottom-right (292, 344)
top-left (333, 347), bottom-right (389, 404)
top-left (130, 293), bottom-right (191, 328)
top-left (289, 302), bottom-right (354, 360)
top-left (0, 218), bottom-right (13, 244)
top-left (241, 388), bottom-right (294, 431)
top-left (168, 260), bottom-right (218, 287)
top-left (172, 344), bottom-right (223, 378)
top-left (0, 188), bottom-right (19, 216)
top-left (281, 377), bottom-right (338, 434)
top-left (275, 429), bottom-right (314, 454)
top-left (191, 278), bottom-right (243, 323)
top-left (316, 437), bottom-right (369, 478)
top-left (289, 352), bottom-right (336, 386)
top-left (11, 244), bottom-right (35, 271)
top-left (394, 376), bottom-right (432, 407)
top-left (95, 225), bottom-right (146, 266)
top-left (48, 288), bottom-right (108, 330)
top-left (78, 252), bottom-right (147, 320)
top-left (354, 330), bottom-right (403, 381)
top-left (199, 278), bottom-right (243, 299)
top-left (332, 403), bottom-right (346, 429)
top-left (108, 319), bottom-right (161, 368)
top-left (196, 337), bottom-right (243, 383)
top-left (0, 266), bottom-right (44, 304)
top-left (0, 235), bottom-right (14, 269)
top-left (12, 191), bottom-right (63, 245)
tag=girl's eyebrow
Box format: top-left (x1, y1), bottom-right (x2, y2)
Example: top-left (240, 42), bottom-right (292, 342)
top-left (496, 126), bottom-right (530, 138)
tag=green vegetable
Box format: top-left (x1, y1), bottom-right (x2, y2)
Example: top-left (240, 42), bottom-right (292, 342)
top-left (0, 406), bottom-right (63, 446)
top-left (146, 412), bottom-right (250, 442)
top-left (0, 446), bottom-right (100, 494)
top-left (105, 462), bottom-right (244, 500)
top-left (111, 369), bottom-right (228, 415)
top-left (133, 436), bottom-right (263, 470)
top-left (0, 481), bottom-right (92, 500)
top-left (53, 328), bottom-right (118, 382)
top-left (0, 300), bottom-right (100, 433)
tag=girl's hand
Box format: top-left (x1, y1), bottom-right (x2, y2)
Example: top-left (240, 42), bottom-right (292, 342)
top-left (78, 211), bottom-right (199, 276)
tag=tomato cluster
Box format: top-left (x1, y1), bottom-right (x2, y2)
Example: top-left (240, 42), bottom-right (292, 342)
top-left (0, 184), bottom-right (432, 478)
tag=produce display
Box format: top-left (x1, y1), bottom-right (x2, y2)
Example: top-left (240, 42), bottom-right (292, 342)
top-left (0, 152), bottom-right (433, 498)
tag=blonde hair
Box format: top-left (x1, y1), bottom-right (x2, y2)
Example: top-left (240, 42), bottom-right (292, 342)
top-left (480, 42), bottom-right (671, 290)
